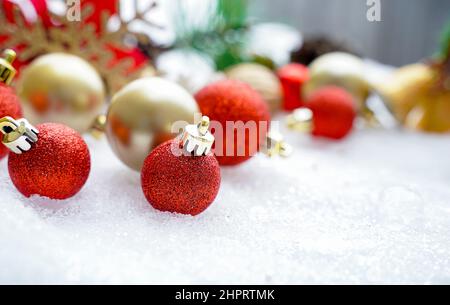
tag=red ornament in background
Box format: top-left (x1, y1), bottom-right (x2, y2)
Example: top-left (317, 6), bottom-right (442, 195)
top-left (307, 86), bottom-right (356, 140)
top-left (8, 123), bottom-right (91, 200)
top-left (195, 80), bottom-right (271, 166)
top-left (0, 85), bottom-right (22, 160)
top-left (141, 118), bottom-right (221, 216)
top-left (106, 44), bottom-right (149, 75)
top-left (0, 50), bottom-right (22, 160)
top-left (81, 0), bottom-right (118, 29)
top-left (277, 63), bottom-right (309, 111)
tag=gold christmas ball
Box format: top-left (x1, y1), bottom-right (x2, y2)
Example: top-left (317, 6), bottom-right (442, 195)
top-left (375, 63), bottom-right (450, 133)
top-left (17, 53), bottom-right (106, 133)
top-left (303, 52), bottom-right (370, 109)
top-left (405, 91), bottom-right (450, 133)
top-left (225, 63), bottom-right (282, 112)
top-left (106, 77), bottom-right (199, 171)
top-left (375, 64), bottom-right (434, 123)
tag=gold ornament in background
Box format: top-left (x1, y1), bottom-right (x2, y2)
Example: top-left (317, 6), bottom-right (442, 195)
top-left (303, 52), bottom-right (371, 114)
top-left (375, 63), bottom-right (450, 133)
top-left (106, 77), bottom-right (200, 171)
top-left (225, 63), bottom-right (282, 112)
top-left (375, 64), bottom-right (432, 123)
top-left (17, 53), bottom-right (106, 134)
top-left (0, 2), bottom-right (158, 94)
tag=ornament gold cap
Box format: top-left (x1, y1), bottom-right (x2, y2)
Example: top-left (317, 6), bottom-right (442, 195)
top-left (181, 115), bottom-right (215, 156)
top-left (262, 130), bottom-right (293, 158)
top-left (286, 108), bottom-right (314, 133)
top-left (0, 49), bottom-right (17, 85)
top-left (0, 116), bottom-right (39, 154)
top-left (89, 114), bottom-right (107, 139)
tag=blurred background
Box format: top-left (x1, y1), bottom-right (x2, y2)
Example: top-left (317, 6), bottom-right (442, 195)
top-left (2, 0), bottom-right (450, 134)
top-left (39, 0), bottom-right (450, 66)
top-left (250, 0), bottom-right (450, 66)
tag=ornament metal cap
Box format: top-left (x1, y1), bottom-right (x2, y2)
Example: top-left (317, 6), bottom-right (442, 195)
top-left (0, 116), bottom-right (39, 154)
top-left (90, 114), bottom-right (107, 139)
top-left (0, 49), bottom-right (17, 85)
top-left (286, 108), bottom-right (314, 133)
top-left (262, 130), bottom-right (293, 158)
top-left (181, 116), bottom-right (214, 156)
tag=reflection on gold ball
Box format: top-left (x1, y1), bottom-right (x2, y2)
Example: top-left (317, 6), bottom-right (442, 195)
top-left (225, 63), bottom-right (282, 112)
top-left (106, 77), bottom-right (199, 171)
top-left (17, 53), bottom-right (106, 133)
top-left (303, 52), bottom-right (370, 109)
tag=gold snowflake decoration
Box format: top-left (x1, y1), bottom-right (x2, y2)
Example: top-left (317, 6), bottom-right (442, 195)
top-left (0, 1), bottom-right (160, 94)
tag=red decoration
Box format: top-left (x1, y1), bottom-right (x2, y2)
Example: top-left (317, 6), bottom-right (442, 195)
top-left (277, 63), bottom-right (309, 111)
top-left (141, 139), bottom-right (221, 216)
top-left (81, 0), bottom-right (118, 29)
top-left (2, 0), bottom-right (50, 24)
top-left (8, 123), bottom-right (91, 199)
top-left (2, 0), bottom-right (149, 78)
top-left (0, 84), bottom-right (22, 160)
top-left (307, 86), bottom-right (356, 140)
top-left (195, 80), bottom-right (271, 166)
top-left (106, 45), bottom-right (149, 74)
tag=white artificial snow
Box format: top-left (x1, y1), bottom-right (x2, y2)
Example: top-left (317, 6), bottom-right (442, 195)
top-left (1, 121), bottom-right (450, 284)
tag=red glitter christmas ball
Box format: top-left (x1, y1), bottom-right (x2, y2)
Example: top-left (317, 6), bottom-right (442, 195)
top-left (141, 139), bottom-right (221, 216)
top-left (0, 84), bottom-right (22, 160)
top-left (277, 63), bottom-right (309, 111)
top-left (195, 80), bottom-right (271, 166)
top-left (307, 86), bottom-right (356, 140)
top-left (8, 123), bottom-right (91, 199)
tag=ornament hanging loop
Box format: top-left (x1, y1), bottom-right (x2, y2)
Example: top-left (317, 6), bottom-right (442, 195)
top-left (0, 49), bottom-right (17, 85)
top-left (0, 116), bottom-right (39, 154)
top-left (181, 115), bottom-right (215, 156)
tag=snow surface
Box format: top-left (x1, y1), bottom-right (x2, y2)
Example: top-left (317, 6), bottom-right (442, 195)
top-left (1, 119), bottom-right (450, 284)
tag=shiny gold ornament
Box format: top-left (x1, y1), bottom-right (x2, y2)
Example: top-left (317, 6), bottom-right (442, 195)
top-left (17, 53), bottom-right (106, 134)
top-left (375, 64), bottom-right (434, 123)
top-left (106, 77), bottom-right (199, 171)
top-left (225, 63), bottom-right (282, 112)
top-left (303, 52), bottom-right (370, 110)
top-left (376, 63), bottom-right (450, 132)
top-left (405, 92), bottom-right (450, 132)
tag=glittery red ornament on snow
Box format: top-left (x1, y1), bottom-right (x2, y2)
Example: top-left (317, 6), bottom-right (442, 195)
top-left (5, 122), bottom-right (91, 200)
top-left (141, 117), bottom-right (221, 216)
top-left (277, 63), bottom-right (309, 111)
top-left (0, 50), bottom-right (22, 160)
top-left (288, 86), bottom-right (356, 140)
top-left (195, 80), bottom-right (271, 166)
